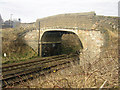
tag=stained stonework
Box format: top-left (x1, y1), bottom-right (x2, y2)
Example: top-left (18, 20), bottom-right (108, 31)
top-left (22, 12), bottom-right (118, 63)
top-left (23, 29), bottom-right (104, 62)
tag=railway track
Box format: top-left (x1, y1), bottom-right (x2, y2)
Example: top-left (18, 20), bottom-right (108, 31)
top-left (1, 54), bottom-right (79, 87)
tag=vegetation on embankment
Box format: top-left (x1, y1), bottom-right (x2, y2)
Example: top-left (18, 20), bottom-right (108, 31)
top-left (2, 28), bottom-right (37, 64)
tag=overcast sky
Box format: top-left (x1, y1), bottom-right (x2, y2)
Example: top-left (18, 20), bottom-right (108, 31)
top-left (0, 0), bottom-right (119, 23)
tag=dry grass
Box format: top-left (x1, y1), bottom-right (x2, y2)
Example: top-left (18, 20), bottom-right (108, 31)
top-left (2, 28), bottom-right (37, 64)
top-left (4, 29), bottom-right (117, 88)
top-left (12, 38), bottom-right (118, 88)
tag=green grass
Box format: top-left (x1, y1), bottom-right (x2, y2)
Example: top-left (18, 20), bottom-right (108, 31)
top-left (2, 54), bottom-right (37, 64)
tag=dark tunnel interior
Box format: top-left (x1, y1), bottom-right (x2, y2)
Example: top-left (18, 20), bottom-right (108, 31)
top-left (41, 31), bottom-right (83, 57)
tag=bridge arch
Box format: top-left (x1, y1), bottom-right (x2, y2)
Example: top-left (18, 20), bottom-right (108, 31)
top-left (40, 29), bottom-right (84, 57)
top-left (23, 28), bottom-right (104, 60)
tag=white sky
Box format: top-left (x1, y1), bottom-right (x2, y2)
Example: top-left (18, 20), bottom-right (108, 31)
top-left (0, 0), bottom-right (119, 23)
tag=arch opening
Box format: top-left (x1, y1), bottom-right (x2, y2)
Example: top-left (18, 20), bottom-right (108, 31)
top-left (41, 31), bottom-right (83, 57)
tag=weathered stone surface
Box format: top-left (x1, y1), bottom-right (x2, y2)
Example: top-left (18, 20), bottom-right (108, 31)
top-left (21, 12), bottom-right (118, 62)
top-left (24, 29), bottom-right (104, 61)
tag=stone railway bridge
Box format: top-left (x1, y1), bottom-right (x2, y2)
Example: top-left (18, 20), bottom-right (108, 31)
top-left (19, 12), bottom-right (114, 63)
top-left (23, 27), bottom-right (104, 62)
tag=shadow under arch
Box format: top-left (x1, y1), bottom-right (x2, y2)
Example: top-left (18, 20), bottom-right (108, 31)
top-left (41, 30), bottom-right (83, 57)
